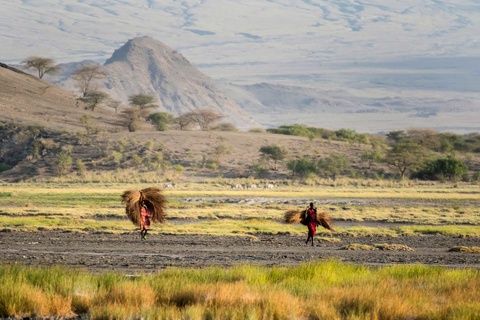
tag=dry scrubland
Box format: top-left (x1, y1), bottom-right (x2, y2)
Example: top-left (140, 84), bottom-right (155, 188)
top-left (0, 182), bottom-right (480, 319)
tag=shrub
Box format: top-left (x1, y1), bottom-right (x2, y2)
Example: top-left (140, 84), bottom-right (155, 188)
top-left (75, 159), bottom-right (87, 177)
top-left (147, 112), bottom-right (174, 131)
top-left (0, 163), bottom-right (11, 173)
top-left (414, 155), bottom-right (468, 181)
top-left (287, 156), bottom-right (317, 178)
top-left (55, 152), bottom-right (72, 176)
top-left (212, 123), bottom-right (238, 132)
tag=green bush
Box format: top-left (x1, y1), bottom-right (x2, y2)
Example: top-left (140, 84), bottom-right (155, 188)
top-left (0, 163), bottom-right (11, 173)
top-left (55, 152), bottom-right (72, 176)
top-left (147, 112), bottom-right (174, 131)
top-left (413, 155), bottom-right (467, 181)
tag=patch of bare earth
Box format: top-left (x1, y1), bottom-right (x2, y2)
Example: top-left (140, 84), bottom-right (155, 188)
top-left (1, 228), bottom-right (478, 272)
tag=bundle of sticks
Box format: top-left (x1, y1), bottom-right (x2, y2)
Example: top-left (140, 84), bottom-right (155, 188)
top-left (121, 187), bottom-right (167, 226)
top-left (284, 208), bottom-right (334, 231)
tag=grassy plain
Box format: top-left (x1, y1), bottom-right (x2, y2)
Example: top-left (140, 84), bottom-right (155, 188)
top-left (1, 261), bottom-right (479, 319)
top-left (0, 181), bottom-right (479, 236)
top-left (0, 182), bottom-right (479, 319)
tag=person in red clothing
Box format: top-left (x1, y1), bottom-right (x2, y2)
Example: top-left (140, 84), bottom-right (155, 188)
top-left (305, 202), bottom-right (318, 246)
top-left (140, 202), bottom-right (152, 241)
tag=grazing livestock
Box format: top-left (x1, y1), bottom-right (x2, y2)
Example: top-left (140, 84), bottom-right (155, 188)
top-left (245, 183), bottom-right (257, 189)
top-left (231, 183), bottom-right (243, 189)
top-left (163, 183), bottom-right (175, 189)
top-left (264, 183), bottom-right (275, 189)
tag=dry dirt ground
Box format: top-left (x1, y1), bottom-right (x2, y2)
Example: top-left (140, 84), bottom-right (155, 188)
top-left (1, 225), bottom-right (479, 273)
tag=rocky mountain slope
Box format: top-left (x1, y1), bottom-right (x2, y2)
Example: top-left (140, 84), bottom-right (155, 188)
top-left (55, 37), bottom-right (258, 130)
top-left (4, 2), bottom-right (480, 134)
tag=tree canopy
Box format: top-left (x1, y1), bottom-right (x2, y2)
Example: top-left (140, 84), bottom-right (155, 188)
top-left (77, 90), bottom-right (110, 111)
top-left (21, 56), bottom-right (60, 79)
top-left (128, 94), bottom-right (157, 108)
top-left (259, 144), bottom-right (288, 170)
top-left (72, 64), bottom-right (106, 97)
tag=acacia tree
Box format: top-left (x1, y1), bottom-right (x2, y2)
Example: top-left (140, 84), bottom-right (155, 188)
top-left (361, 149), bottom-right (385, 170)
top-left (72, 64), bottom-right (106, 97)
top-left (21, 56), bottom-right (60, 79)
top-left (190, 109), bottom-right (224, 131)
top-left (128, 94), bottom-right (157, 108)
top-left (317, 153), bottom-right (350, 181)
top-left (122, 107), bottom-right (150, 132)
top-left (78, 90), bottom-right (110, 111)
top-left (172, 113), bottom-right (196, 130)
top-left (386, 130), bottom-right (407, 144)
top-left (405, 128), bottom-right (442, 151)
top-left (259, 144), bottom-right (288, 170)
top-left (385, 142), bottom-right (427, 179)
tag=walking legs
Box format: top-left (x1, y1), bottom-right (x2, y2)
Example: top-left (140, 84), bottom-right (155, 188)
top-left (306, 236), bottom-right (314, 246)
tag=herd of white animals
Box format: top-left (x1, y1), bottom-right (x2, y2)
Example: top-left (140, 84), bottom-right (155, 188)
top-left (162, 183), bottom-right (276, 189)
top-left (230, 183), bottom-right (276, 189)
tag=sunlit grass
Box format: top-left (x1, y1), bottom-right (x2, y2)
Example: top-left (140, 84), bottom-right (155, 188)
top-left (2, 214), bottom-right (480, 238)
top-left (1, 261), bottom-right (479, 319)
top-left (1, 182), bottom-right (479, 236)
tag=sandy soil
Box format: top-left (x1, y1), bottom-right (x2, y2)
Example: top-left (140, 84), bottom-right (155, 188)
top-left (1, 228), bottom-right (479, 273)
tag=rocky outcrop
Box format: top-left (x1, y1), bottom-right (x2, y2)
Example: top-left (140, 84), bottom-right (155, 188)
top-left (102, 36), bottom-right (258, 130)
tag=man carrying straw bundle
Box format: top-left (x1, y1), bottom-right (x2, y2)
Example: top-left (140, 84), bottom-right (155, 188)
top-left (305, 202), bottom-right (318, 246)
top-left (284, 202), bottom-right (334, 246)
top-left (121, 187), bottom-right (167, 241)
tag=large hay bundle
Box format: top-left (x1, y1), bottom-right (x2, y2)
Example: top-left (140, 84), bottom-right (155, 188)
top-left (316, 211), bottom-right (334, 231)
top-left (283, 208), bottom-right (334, 231)
top-left (284, 209), bottom-right (303, 224)
top-left (121, 187), bottom-right (167, 226)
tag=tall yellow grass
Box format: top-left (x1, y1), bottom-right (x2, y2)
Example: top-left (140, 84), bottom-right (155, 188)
top-left (1, 261), bottom-right (479, 319)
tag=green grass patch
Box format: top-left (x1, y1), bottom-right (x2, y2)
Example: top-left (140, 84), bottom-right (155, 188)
top-left (1, 261), bottom-right (479, 319)
top-left (394, 225), bottom-right (480, 237)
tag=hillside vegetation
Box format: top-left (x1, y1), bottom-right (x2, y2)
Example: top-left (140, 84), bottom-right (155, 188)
top-left (1, 62), bottom-right (479, 184)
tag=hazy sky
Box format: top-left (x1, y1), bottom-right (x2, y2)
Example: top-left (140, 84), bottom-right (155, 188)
top-left (2, 0), bottom-right (480, 86)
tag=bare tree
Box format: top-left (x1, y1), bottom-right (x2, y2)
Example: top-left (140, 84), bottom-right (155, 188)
top-left (172, 113), bottom-right (196, 130)
top-left (21, 56), bottom-right (60, 79)
top-left (190, 109), bottom-right (224, 131)
top-left (72, 64), bottom-right (106, 97)
top-left (106, 99), bottom-right (122, 113)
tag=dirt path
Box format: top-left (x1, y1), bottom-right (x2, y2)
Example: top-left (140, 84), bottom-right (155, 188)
top-left (1, 230), bottom-right (478, 272)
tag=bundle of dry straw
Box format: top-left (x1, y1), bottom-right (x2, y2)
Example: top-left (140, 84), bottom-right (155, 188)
top-left (283, 209), bottom-right (334, 231)
top-left (284, 209), bottom-right (303, 224)
top-left (121, 187), bottom-right (167, 226)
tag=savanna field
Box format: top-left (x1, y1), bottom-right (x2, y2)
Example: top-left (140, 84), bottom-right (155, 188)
top-left (0, 181), bottom-right (479, 319)
top-left (2, 9), bottom-right (480, 318)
